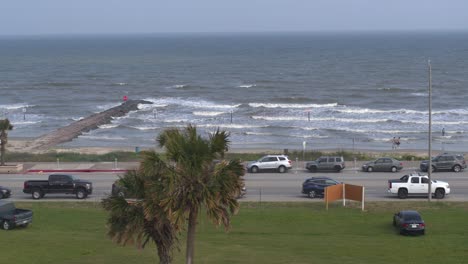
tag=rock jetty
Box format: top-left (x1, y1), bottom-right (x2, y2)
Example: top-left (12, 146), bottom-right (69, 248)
top-left (25, 99), bottom-right (152, 151)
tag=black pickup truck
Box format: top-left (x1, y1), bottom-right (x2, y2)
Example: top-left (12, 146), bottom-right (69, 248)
top-left (0, 200), bottom-right (33, 230)
top-left (23, 174), bottom-right (93, 200)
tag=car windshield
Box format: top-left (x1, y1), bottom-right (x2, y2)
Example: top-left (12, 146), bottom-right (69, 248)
top-left (69, 175), bottom-right (79, 181)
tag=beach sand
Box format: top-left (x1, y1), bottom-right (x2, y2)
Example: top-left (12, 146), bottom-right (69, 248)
top-left (7, 138), bottom-right (431, 157)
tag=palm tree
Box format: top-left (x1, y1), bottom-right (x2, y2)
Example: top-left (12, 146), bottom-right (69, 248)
top-left (102, 152), bottom-right (179, 264)
top-left (158, 125), bottom-right (245, 264)
top-left (0, 119), bottom-right (13, 166)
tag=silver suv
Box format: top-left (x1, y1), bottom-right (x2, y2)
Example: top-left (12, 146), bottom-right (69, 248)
top-left (306, 156), bottom-right (345, 172)
top-left (247, 155), bottom-right (292, 173)
top-left (420, 153), bottom-right (466, 172)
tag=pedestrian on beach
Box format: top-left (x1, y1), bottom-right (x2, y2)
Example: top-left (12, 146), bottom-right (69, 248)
top-left (391, 137), bottom-right (396, 149)
top-left (396, 137), bottom-right (401, 149)
top-left (442, 127), bottom-right (445, 136)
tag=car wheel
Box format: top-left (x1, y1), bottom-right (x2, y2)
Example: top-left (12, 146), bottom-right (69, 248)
top-left (334, 166), bottom-right (342, 172)
top-left (367, 167), bottom-right (373, 172)
top-left (32, 189), bottom-right (43, 200)
top-left (397, 188), bottom-right (408, 199)
top-left (0, 192), bottom-right (3, 199)
top-left (421, 230), bottom-right (425, 235)
top-left (308, 166), bottom-right (317, 173)
top-left (278, 166), bottom-right (286, 173)
top-left (435, 188), bottom-right (445, 199)
top-left (76, 189), bottom-right (88, 199)
top-left (453, 165), bottom-right (461, 172)
top-left (431, 166), bottom-right (436, 173)
top-left (308, 190), bottom-right (317, 198)
top-left (2, 220), bottom-right (11, 230)
top-left (391, 166), bottom-right (397, 173)
top-left (250, 166), bottom-right (259, 173)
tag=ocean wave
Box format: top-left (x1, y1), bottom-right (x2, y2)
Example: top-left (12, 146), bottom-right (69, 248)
top-left (399, 120), bottom-right (468, 125)
top-left (193, 111), bottom-right (225, 116)
top-left (249, 102), bottom-right (338, 109)
top-left (196, 124), bottom-right (268, 129)
top-left (251, 115), bottom-right (389, 123)
top-left (411, 92), bottom-right (427, 97)
top-left (98, 124), bottom-right (119, 129)
top-left (96, 103), bottom-right (122, 110)
top-left (78, 135), bottom-right (126, 140)
top-left (144, 97), bottom-right (241, 109)
top-left (127, 126), bottom-right (157, 131)
top-left (0, 103), bottom-right (34, 110)
top-left (11, 120), bottom-right (40, 125)
top-left (112, 82), bottom-right (127, 86)
top-left (167, 84), bottom-right (187, 89)
top-left (163, 118), bottom-right (190, 123)
top-left (244, 132), bottom-right (273, 136)
top-left (334, 107), bottom-right (468, 115)
top-left (239, 84), bottom-right (256, 88)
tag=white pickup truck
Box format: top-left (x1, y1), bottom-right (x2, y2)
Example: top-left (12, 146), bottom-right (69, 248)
top-left (388, 173), bottom-right (450, 199)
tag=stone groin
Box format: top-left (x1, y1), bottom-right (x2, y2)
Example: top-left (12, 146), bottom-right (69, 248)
top-left (25, 99), bottom-right (152, 151)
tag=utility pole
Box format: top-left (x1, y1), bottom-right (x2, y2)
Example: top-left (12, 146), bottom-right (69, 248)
top-left (428, 60), bottom-right (432, 202)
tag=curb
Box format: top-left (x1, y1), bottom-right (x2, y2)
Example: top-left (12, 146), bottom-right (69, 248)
top-left (26, 169), bottom-right (129, 173)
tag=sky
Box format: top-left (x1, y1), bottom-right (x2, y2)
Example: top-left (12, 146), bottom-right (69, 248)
top-left (1, 0), bottom-right (467, 35)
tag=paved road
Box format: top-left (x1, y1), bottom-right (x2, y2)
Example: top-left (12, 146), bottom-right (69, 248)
top-left (2, 167), bottom-right (468, 202)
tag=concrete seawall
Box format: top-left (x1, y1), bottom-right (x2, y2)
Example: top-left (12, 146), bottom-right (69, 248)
top-left (24, 100), bottom-right (152, 151)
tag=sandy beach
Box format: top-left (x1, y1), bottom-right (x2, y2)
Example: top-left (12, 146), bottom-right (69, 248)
top-left (7, 138), bottom-right (432, 158)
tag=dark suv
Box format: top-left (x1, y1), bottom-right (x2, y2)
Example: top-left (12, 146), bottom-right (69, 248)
top-left (305, 156), bottom-right (345, 172)
top-left (420, 153), bottom-right (466, 172)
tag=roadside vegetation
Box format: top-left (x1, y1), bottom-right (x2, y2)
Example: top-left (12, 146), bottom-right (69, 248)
top-left (5, 149), bottom-right (427, 163)
top-left (4, 201), bottom-right (468, 264)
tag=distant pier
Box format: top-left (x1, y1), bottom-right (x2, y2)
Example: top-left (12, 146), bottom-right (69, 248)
top-left (25, 100), bottom-right (152, 151)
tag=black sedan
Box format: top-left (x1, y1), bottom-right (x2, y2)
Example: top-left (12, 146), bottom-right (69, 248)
top-left (302, 177), bottom-right (340, 198)
top-left (393, 210), bottom-right (425, 235)
top-left (0, 186), bottom-right (12, 199)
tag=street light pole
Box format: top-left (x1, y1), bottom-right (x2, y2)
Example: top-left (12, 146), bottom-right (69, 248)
top-left (428, 60), bottom-right (432, 202)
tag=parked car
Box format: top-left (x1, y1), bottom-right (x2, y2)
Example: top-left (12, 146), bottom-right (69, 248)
top-left (387, 173), bottom-right (450, 199)
top-left (393, 210), bottom-right (425, 235)
top-left (246, 155), bottom-right (292, 173)
top-left (420, 153), bottom-right (466, 172)
top-left (306, 156), bottom-right (345, 172)
top-left (301, 177), bottom-right (340, 198)
top-left (0, 186), bottom-right (12, 199)
top-left (0, 200), bottom-right (33, 230)
top-left (362, 157), bottom-right (403, 172)
top-left (23, 174), bottom-right (93, 199)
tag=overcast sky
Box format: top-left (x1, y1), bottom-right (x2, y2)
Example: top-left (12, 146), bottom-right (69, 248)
top-left (1, 0), bottom-right (467, 35)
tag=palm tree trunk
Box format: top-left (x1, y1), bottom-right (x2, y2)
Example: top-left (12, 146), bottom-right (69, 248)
top-left (185, 207), bottom-right (198, 264)
top-left (0, 139), bottom-right (5, 166)
top-left (156, 243), bottom-right (172, 264)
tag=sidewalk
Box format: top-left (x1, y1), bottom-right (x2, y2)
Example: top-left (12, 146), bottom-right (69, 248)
top-left (23, 162), bottom-right (139, 173)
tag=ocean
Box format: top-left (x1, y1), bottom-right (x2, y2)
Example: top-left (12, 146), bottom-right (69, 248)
top-left (1, 32), bottom-right (468, 152)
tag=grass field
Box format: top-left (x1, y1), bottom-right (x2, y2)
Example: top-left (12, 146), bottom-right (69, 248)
top-left (3, 201), bottom-right (468, 264)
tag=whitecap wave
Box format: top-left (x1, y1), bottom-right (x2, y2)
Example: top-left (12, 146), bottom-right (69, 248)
top-left (244, 132), bottom-right (273, 136)
top-left (239, 84), bottom-right (256, 88)
top-left (78, 135), bottom-right (126, 140)
top-left (128, 126), bottom-right (157, 131)
top-left (193, 111), bottom-right (225, 116)
top-left (411, 92), bottom-right (427, 97)
top-left (143, 97), bottom-right (240, 109)
top-left (98, 124), bottom-right (119, 129)
top-left (0, 103), bottom-right (34, 110)
top-left (11, 120), bottom-right (39, 125)
top-left (249, 102), bottom-right (338, 108)
top-left (196, 124), bottom-right (268, 129)
top-left (251, 115), bottom-right (389, 123)
top-left (113, 82), bottom-right (127, 86)
top-left (96, 103), bottom-right (121, 110)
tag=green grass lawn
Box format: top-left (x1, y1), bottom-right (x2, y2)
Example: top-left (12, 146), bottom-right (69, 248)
top-left (3, 202), bottom-right (468, 264)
